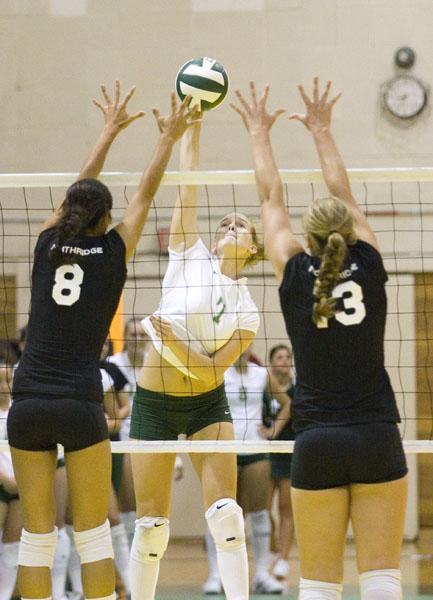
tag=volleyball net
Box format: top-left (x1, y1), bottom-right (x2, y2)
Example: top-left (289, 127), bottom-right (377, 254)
top-left (1, 167), bottom-right (433, 456)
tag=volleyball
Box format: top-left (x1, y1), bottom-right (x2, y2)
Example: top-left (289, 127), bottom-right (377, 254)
top-left (175, 57), bottom-right (229, 112)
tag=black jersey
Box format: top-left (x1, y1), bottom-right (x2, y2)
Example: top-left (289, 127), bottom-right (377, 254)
top-left (279, 240), bottom-right (400, 432)
top-left (274, 384), bottom-right (295, 441)
top-left (100, 360), bottom-right (128, 392)
top-left (262, 384), bottom-right (295, 441)
top-left (13, 227), bottom-right (127, 403)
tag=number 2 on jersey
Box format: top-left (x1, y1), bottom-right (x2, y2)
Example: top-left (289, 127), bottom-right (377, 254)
top-left (316, 280), bottom-right (366, 329)
top-left (52, 264), bottom-right (84, 306)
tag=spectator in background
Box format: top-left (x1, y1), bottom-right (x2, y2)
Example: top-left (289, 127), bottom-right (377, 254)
top-left (261, 344), bottom-right (295, 581)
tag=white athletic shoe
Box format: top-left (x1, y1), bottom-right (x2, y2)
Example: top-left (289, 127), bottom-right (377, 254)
top-left (253, 572), bottom-right (285, 594)
top-left (272, 557), bottom-right (290, 579)
top-left (202, 573), bottom-right (223, 594)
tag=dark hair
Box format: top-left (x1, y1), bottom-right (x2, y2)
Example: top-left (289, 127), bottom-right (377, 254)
top-left (48, 179), bottom-right (113, 265)
top-left (269, 344), bottom-right (291, 362)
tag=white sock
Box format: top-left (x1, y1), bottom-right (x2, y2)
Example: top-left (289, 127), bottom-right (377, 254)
top-left (111, 523), bottom-right (131, 594)
top-left (205, 527), bottom-right (219, 578)
top-left (130, 517), bottom-right (169, 600)
top-left (216, 543), bottom-right (249, 600)
top-left (51, 527), bottom-right (71, 600)
top-left (85, 595), bottom-right (116, 600)
top-left (299, 578), bottom-right (342, 599)
top-left (360, 569), bottom-right (402, 600)
top-left (0, 540), bottom-right (19, 600)
top-left (65, 524), bottom-right (83, 593)
top-left (249, 509), bottom-right (271, 578)
top-left (120, 511), bottom-right (136, 547)
top-left (206, 499), bottom-right (249, 600)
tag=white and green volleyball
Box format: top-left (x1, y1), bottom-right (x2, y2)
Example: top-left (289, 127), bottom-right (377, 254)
top-left (175, 57), bottom-right (229, 112)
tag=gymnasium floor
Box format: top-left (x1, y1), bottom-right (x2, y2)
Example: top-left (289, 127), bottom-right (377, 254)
top-left (154, 529), bottom-right (433, 599)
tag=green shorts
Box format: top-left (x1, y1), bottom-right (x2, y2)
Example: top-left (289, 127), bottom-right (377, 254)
top-left (0, 484), bottom-right (19, 504)
top-left (130, 384), bottom-right (232, 440)
top-left (237, 453), bottom-right (269, 468)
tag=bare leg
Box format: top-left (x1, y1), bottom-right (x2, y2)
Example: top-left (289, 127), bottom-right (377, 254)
top-left (65, 439), bottom-right (115, 599)
top-left (351, 476), bottom-right (408, 572)
top-left (291, 485), bottom-right (350, 583)
top-left (130, 452), bottom-right (176, 600)
top-left (10, 447), bottom-right (57, 598)
top-left (190, 422), bottom-right (248, 600)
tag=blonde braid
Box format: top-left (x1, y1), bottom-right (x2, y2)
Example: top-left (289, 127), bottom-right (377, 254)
top-left (312, 232), bottom-right (347, 324)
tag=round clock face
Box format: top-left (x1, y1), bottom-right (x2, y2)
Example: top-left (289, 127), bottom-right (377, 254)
top-left (384, 76), bottom-right (427, 119)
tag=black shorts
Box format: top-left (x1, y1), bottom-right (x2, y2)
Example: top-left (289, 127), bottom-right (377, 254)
top-left (270, 452), bottom-right (292, 480)
top-left (8, 395), bottom-right (109, 453)
top-left (237, 453), bottom-right (269, 468)
top-left (130, 384), bottom-right (232, 440)
top-left (291, 422), bottom-right (407, 490)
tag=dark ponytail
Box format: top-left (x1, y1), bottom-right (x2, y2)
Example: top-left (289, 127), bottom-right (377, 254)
top-left (48, 179), bottom-right (112, 265)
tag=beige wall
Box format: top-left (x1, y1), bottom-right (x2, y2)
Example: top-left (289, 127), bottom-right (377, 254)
top-left (2, 0), bottom-right (433, 173)
top-left (1, 0), bottom-right (431, 538)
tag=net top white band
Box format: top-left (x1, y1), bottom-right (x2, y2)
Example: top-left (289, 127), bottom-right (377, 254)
top-left (3, 167), bottom-right (433, 187)
top-left (0, 439), bottom-right (432, 454)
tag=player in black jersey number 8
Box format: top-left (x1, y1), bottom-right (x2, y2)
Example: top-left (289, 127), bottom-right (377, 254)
top-left (232, 79), bottom-right (408, 600)
top-left (7, 82), bottom-right (199, 600)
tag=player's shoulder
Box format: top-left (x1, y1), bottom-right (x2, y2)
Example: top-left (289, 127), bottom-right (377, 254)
top-left (348, 240), bottom-right (387, 282)
top-left (168, 237), bottom-right (210, 259)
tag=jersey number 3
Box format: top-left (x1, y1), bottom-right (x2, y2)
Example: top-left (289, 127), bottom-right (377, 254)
top-left (316, 280), bottom-right (366, 329)
top-left (52, 264), bottom-right (84, 306)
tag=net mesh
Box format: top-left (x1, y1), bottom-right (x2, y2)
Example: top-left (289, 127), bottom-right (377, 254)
top-left (0, 169), bottom-right (433, 454)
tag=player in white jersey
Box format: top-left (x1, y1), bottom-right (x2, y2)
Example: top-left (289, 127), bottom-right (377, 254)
top-left (129, 120), bottom-right (263, 600)
top-left (203, 347), bottom-right (289, 594)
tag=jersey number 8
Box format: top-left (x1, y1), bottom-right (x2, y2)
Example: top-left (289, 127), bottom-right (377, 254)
top-left (316, 280), bottom-right (366, 329)
top-left (52, 264), bottom-right (84, 306)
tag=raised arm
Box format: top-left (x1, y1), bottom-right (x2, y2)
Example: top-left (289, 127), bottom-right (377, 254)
top-left (169, 121), bottom-right (201, 252)
top-left (41, 81), bottom-right (144, 232)
top-left (290, 77), bottom-right (379, 251)
top-left (114, 94), bottom-right (200, 262)
top-left (231, 82), bottom-right (303, 283)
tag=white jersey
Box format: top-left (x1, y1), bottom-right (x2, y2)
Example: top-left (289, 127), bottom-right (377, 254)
top-left (142, 238), bottom-right (260, 378)
top-left (225, 362), bottom-right (268, 450)
top-left (107, 350), bottom-right (141, 441)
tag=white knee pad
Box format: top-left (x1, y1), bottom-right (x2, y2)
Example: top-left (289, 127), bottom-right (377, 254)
top-left (131, 516), bottom-right (170, 564)
top-left (299, 578), bottom-right (343, 600)
top-left (360, 569), bottom-right (402, 600)
top-left (73, 519), bottom-right (114, 565)
top-left (205, 498), bottom-right (245, 551)
top-left (18, 527), bottom-right (58, 568)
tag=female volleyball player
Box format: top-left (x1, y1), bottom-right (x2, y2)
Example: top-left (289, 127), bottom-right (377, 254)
top-left (232, 79), bottom-right (408, 600)
top-left (129, 120), bottom-right (262, 600)
top-left (7, 81), bottom-right (197, 600)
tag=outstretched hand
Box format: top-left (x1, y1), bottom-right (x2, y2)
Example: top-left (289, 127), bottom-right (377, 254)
top-left (93, 80), bottom-right (145, 132)
top-left (152, 93), bottom-right (201, 142)
top-left (230, 81), bottom-right (286, 135)
top-left (289, 76), bottom-right (341, 132)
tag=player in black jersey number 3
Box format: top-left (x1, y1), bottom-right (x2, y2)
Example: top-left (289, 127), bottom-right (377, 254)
top-left (232, 79), bottom-right (408, 600)
top-left (8, 82), bottom-right (198, 600)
